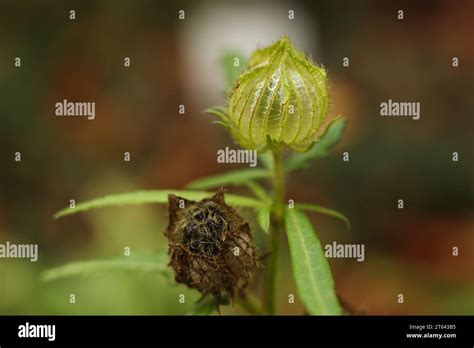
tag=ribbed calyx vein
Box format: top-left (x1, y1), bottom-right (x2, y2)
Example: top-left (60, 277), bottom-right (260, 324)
top-left (227, 36), bottom-right (331, 152)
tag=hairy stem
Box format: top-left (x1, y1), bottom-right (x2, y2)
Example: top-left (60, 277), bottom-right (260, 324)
top-left (264, 148), bottom-right (285, 314)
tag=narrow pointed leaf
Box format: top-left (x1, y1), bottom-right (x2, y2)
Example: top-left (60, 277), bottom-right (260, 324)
top-left (296, 203), bottom-right (350, 229)
top-left (54, 190), bottom-right (264, 219)
top-left (245, 181), bottom-right (270, 202)
top-left (285, 117), bottom-right (347, 171)
top-left (185, 169), bottom-right (270, 190)
top-left (285, 208), bottom-right (341, 315)
top-left (256, 206), bottom-right (271, 233)
top-left (42, 253), bottom-right (170, 282)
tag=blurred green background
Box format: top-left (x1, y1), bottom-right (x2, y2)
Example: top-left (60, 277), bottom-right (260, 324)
top-left (0, 0), bottom-right (472, 315)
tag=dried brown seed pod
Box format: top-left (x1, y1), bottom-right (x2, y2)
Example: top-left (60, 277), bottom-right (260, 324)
top-left (165, 189), bottom-right (256, 299)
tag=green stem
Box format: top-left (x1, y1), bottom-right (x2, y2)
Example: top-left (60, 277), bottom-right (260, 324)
top-left (264, 148), bottom-right (285, 314)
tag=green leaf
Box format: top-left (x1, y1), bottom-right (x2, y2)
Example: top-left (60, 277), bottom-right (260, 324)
top-left (296, 203), bottom-right (351, 229)
top-left (284, 208), bottom-right (341, 315)
top-left (54, 190), bottom-right (264, 219)
top-left (185, 169), bottom-right (270, 191)
top-left (220, 52), bottom-right (248, 89)
top-left (256, 206), bottom-right (271, 233)
top-left (245, 181), bottom-right (270, 202)
top-left (42, 253), bottom-right (170, 282)
top-left (285, 118), bottom-right (347, 171)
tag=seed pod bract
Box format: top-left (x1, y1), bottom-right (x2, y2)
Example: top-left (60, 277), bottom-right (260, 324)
top-left (164, 189), bottom-right (256, 299)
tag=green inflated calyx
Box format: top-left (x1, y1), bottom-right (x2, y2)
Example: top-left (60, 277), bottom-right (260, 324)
top-left (211, 36), bottom-right (332, 152)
